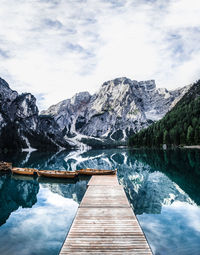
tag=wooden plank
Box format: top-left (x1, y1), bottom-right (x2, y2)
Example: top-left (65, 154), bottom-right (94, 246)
top-left (88, 175), bottom-right (119, 186)
top-left (59, 175), bottom-right (152, 255)
top-left (60, 253), bottom-right (152, 255)
top-left (80, 185), bottom-right (130, 208)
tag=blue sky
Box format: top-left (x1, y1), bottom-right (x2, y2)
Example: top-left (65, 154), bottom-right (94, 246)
top-left (0, 0), bottom-right (200, 110)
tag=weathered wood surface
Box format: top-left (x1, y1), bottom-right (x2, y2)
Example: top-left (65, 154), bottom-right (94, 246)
top-left (0, 162), bottom-right (12, 172)
top-left (88, 175), bottom-right (119, 186)
top-left (60, 175), bottom-right (152, 254)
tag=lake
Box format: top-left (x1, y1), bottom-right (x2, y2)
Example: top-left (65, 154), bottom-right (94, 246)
top-left (0, 148), bottom-right (200, 255)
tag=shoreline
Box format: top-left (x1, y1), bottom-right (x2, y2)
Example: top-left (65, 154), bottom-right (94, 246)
top-left (183, 145), bottom-right (200, 149)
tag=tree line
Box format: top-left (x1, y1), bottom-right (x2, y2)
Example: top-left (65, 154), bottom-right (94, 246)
top-left (129, 80), bottom-right (200, 147)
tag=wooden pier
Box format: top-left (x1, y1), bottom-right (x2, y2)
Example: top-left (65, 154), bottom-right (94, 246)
top-left (59, 175), bottom-right (152, 254)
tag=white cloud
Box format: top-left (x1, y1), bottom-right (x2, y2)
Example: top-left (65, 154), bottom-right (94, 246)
top-left (0, 0), bottom-right (200, 110)
top-left (1, 186), bottom-right (78, 255)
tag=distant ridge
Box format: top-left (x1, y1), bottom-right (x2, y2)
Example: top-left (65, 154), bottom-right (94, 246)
top-left (129, 80), bottom-right (200, 148)
top-left (0, 76), bottom-right (191, 151)
top-left (42, 77), bottom-right (189, 148)
top-left (0, 77), bottom-right (72, 151)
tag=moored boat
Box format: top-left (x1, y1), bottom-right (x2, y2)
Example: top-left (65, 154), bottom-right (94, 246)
top-left (76, 168), bottom-right (117, 175)
top-left (37, 170), bottom-right (77, 178)
top-left (12, 167), bottom-right (38, 176)
top-left (0, 162), bottom-right (12, 173)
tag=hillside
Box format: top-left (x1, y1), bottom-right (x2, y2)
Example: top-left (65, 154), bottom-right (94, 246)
top-left (129, 80), bottom-right (200, 147)
top-left (0, 77), bottom-right (72, 151)
top-left (42, 77), bottom-right (189, 148)
top-left (0, 76), bottom-right (191, 151)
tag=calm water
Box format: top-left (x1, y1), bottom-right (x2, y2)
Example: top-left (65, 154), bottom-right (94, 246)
top-left (0, 148), bottom-right (200, 255)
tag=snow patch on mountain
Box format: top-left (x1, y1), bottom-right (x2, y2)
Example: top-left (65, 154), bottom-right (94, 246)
top-left (42, 77), bottom-right (190, 148)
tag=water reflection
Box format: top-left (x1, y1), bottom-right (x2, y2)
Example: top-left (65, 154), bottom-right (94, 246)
top-left (0, 171), bottom-right (89, 255)
top-left (139, 202), bottom-right (200, 255)
top-left (39, 177), bottom-right (89, 204)
top-left (0, 174), bottom-right (39, 226)
top-left (1, 149), bottom-right (200, 213)
top-left (0, 186), bottom-right (78, 255)
top-left (131, 149), bottom-right (200, 205)
top-left (0, 148), bottom-right (200, 255)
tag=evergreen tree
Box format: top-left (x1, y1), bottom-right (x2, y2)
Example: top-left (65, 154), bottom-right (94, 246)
top-left (129, 79), bottom-right (200, 147)
top-left (187, 126), bottom-right (194, 145)
top-left (163, 130), bottom-right (170, 145)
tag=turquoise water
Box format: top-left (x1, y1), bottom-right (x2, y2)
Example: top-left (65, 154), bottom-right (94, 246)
top-left (0, 149), bottom-right (200, 255)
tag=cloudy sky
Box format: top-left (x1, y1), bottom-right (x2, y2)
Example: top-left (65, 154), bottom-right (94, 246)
top-left (0, 0), bottom-right (200, 110)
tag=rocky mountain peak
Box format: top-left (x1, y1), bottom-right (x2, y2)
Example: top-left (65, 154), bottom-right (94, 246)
top-left (14, 93), bottom-right (38, 119)
top-left (0, 76), bottom-right (191, 151)
top-left (102, 77), bottom-right (156, 90)
top-left (0, 77), bottom-right (11, 89)
top-left (138, 80), bottom-right (156, 91)
top-left (102, 77), bottom-right (132, 87)
top-left (0, 78), bottom-right (72, 151)
top-left (71, 91), bottom-right (91, 108)
top-left (0, 78), bottom-right (18, 112)
top-left (42, 77), bottom-right (190, 148)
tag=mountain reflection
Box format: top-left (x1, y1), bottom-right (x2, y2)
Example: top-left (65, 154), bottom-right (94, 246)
top-left (139, 201), bottom-right (200, 255)
top-left (1, 148), bottom-right (199, 216)
top-left (0, 186), bottom-right (78, 255)
top-left (131, 149), bottom-right (200, 205)
top-left (38, 177), bottom-right (89, 204)
top-left (0, 174), bottom-right (89, 226)
top-left (1, 148), bottom-right (200, 255)
top-left (65, 149), bottom-right (200, 214)
top-left (0, 175), bottom-right (39, 226)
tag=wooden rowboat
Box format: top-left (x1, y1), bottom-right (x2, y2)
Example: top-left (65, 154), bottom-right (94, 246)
top-left (76, 168), bottom-right (117, 175)
top-left (37, 170), bottom-right (77, 179)
top-left (12, 167), bottom-right (38, 176)
top-left (0, 162), bottom-right (12, 173)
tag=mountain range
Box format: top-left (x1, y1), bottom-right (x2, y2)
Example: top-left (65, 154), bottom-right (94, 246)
top-left (0, 76), bottom-right (190, 151)
top-left (0, 78), bottom-right (71, 151)
top-left (129, 79), bottom-right (200, 147)
top-left (42, 77), bottom-right (189, 149)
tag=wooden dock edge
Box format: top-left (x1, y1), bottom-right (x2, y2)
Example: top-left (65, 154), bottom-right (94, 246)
top-left (59, 175), bottom-right (153, 254)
